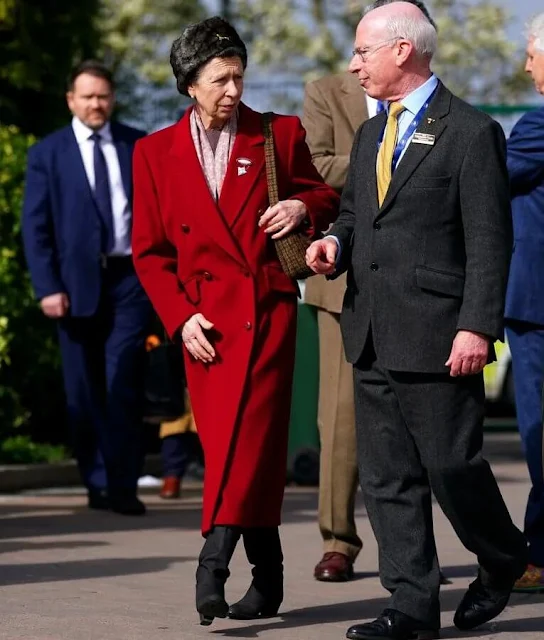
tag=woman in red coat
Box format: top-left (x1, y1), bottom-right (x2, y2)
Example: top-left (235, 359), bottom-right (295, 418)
top-left (132, 16), bottom-right (339, 626)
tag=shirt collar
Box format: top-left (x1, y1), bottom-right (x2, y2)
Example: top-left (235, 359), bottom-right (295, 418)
top-left (399, 74), bottom-right (438, 116)
top-left (71, 116), bottom-right (112, 144)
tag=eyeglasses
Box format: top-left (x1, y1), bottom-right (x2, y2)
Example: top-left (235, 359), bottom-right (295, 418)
top-left (352, 37), bottom-right (403, 63)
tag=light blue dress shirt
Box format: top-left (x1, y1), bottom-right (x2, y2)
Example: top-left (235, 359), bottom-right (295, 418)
top-left (327, 74), bottom-right (439, 261)
top-left (388, 73), bottom-right (439, 164)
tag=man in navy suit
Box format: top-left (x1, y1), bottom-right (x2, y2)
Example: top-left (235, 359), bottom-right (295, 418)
top-left (505, 12), bottom-right (544, 592)
top-left (22, 60), bottom-right (152, 515)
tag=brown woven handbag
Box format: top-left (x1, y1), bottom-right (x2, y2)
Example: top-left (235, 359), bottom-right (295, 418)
top-left (262, 112), bottom-right (316, 280)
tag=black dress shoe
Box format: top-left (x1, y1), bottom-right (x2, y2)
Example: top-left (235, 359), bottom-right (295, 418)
top-left (109, 491), bottom-right (146, 515)
top-left (87, 489), bottom-right (110, 510)
top-left (346, 609), bottom-right (439, 640)
top-left (453, 572), bottom-right (513, 630)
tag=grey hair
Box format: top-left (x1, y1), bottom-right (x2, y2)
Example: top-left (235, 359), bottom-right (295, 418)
top-left (365, 1), bottom-right (438, 58)
top-left (526, 12), bottom-right (544, 52)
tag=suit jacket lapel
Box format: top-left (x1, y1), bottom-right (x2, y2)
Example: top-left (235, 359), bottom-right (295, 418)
top-left (378, 82), bottom-right (451, 216)
top-left (341, 74), bottom-right (368, 135)
top-left (361, 113), bottom-right (385, 217)
top-left (61, 127), bottom-right (97, 208)
top-left (219, 103), bottom-right (265, 228)
top-left (169, 110), bottom-right (247, 267)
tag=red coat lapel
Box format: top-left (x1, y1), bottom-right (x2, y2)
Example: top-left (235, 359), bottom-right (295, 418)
top-left (168, 108), bottom-right (247, 267)
top-left (219, 103), bottom-right (266, 228)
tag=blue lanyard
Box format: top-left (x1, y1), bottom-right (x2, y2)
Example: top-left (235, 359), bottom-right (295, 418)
top-left (378, 86), bottom-right (438, 169)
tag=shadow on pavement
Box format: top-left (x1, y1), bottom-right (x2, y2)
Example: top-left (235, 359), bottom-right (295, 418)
top-left (0, 489), bottom-right (328, 539)
top-left (0, 539), bottom-right (107, 554)
top-left (210, 589), bottom-right (544, 638)
top-left (482, 433), bottom-right (524, 462)
top-left (0, 432), bottom-right (526, 541)
top-left (438, 564), bottom-right (477, 580)
top-left (0, 555), bottom-right (195, 587)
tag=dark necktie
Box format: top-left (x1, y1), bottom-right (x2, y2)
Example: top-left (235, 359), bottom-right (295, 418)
top-left (90, 132), bottom-right (115, 254)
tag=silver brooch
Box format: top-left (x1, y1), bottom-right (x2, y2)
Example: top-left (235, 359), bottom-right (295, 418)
top-left (236, 157), bottom-right (252, 176)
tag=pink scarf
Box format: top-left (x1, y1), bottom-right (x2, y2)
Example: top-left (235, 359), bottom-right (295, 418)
top-left (190, 107), bottom-right (238, 201)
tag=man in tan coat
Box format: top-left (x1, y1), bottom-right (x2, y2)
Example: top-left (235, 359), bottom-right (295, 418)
top-left (303, 71), bottom-right (377, 581)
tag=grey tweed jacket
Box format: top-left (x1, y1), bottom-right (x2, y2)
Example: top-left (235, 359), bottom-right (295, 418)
top-left (329, 82), bottom-right (512, 372)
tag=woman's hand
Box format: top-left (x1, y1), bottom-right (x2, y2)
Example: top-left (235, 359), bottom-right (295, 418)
top-left (181, 313), bottom-right (216, 363)
top-left (258, 199), bottom-right (308, 239)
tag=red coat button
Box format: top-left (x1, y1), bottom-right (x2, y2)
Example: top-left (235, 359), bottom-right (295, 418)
top-left (245, 322), bottom-right (252, 330)
top-left (181, 224), bottom-right (190, 233)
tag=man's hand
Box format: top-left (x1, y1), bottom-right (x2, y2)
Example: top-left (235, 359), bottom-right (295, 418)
top-left (40, 293), bottom-right (69, 319)
top-left (258, 199), bottom-right (308, 239)
top-left (182, 313), bottom-right (216, 363)
top-left (445, 330), bottom-right (489, 377)
top-left (305, 237), bottom-right (338, 275)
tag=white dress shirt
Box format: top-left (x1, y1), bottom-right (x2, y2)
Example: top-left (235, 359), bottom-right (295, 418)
top-left (365, 93), bottom-right (380, 119)
top-left (72, 117), bottom-right (132, 256)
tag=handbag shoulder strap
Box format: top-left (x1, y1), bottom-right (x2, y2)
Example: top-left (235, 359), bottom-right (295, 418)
top-left (262, 112), bottom-right (279, 207)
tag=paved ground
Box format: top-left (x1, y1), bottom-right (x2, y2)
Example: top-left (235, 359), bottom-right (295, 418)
top-left (0, 433), bottom-right (543, 640)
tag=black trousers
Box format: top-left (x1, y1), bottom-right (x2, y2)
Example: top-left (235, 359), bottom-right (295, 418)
top-left (353, 336), bottom-right (527, 627)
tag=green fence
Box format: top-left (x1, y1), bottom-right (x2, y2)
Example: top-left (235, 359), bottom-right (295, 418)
top-left (475, 104), bottom-right (540, 136)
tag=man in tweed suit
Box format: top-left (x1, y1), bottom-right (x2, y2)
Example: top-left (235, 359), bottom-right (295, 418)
top-left (302, 0), bottom-right (443, 586)
top-left (307, 2), bottom-right (527, 639)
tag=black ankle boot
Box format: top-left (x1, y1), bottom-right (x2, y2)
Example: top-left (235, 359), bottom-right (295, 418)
top-left (228, 527), bottom-right (283, 620)
top-left (196, 525), bottom-right (241, 625)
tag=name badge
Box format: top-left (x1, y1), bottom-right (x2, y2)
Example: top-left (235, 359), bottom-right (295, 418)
top-left (412, 132), bottom-right (435, 146)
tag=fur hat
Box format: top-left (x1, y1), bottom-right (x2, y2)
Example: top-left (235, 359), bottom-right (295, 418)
top-left (170, 16), bottom-right (248, 96)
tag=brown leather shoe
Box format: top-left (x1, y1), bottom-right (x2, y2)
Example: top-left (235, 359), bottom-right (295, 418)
top-left (160, 476), bottom-right (181, 499)
top-left (314, 552), bottom-right (354, 582)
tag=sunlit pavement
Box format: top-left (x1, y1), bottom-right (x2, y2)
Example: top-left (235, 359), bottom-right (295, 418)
top-left (0, 432), bottom-right (542, 640)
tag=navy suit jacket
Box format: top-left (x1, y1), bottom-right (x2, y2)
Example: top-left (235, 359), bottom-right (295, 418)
top-left (22, 121), bottom-right (146, 317)
top-left (505, 107), bottom-right (544, 325)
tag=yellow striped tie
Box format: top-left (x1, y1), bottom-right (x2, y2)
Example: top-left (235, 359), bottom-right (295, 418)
top-left (377, 102), bottom-right (405, 206)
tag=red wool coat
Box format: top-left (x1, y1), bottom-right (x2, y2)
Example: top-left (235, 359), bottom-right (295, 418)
top-left (132, 103), bottom-right (339, 534)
